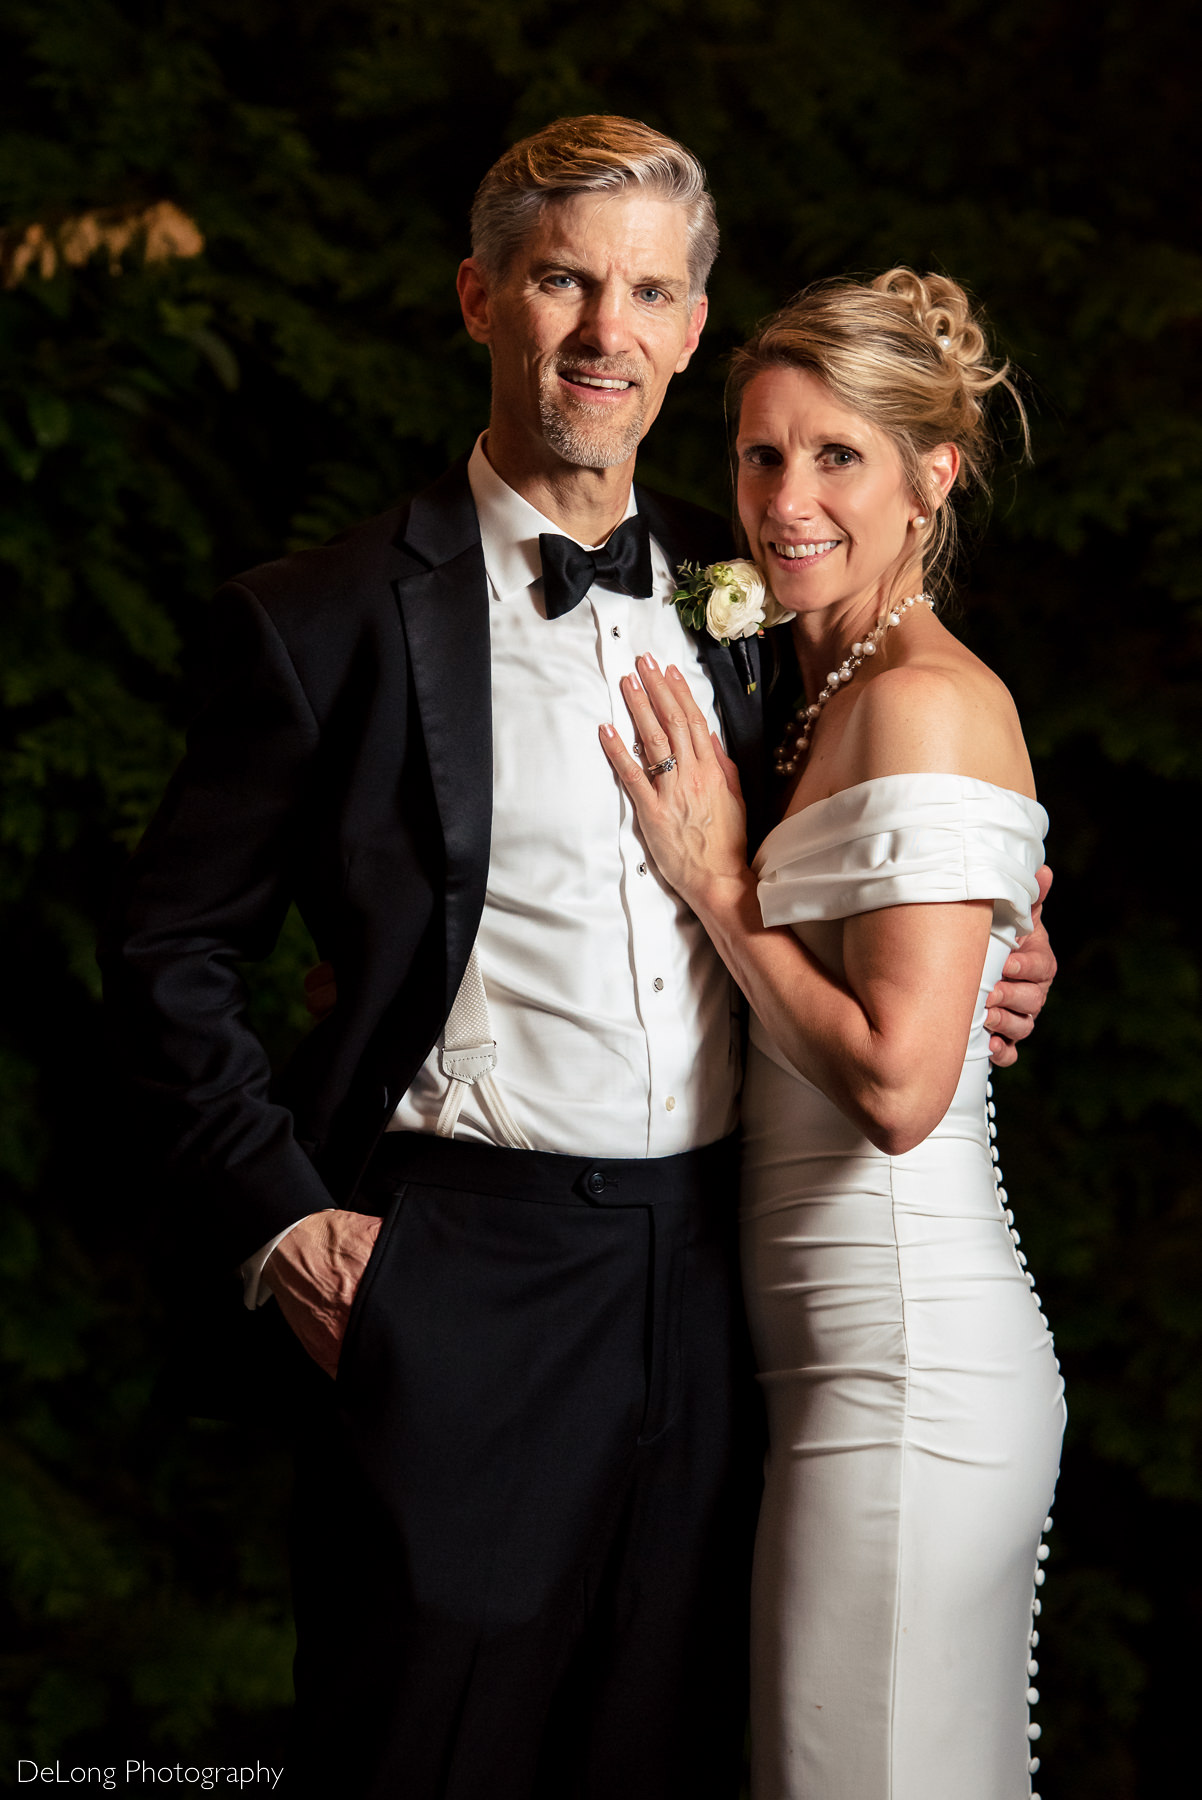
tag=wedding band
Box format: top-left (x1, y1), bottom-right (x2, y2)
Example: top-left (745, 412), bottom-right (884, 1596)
top-left (646, 756), bottom-right (677, 777)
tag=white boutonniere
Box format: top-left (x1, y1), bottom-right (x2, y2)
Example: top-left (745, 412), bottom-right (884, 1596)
top-left (671, 559), bottom-right (791, 693)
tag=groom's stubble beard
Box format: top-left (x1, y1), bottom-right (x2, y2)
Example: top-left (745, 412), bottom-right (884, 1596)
top-left (538, 355), bottom-right (649, 470)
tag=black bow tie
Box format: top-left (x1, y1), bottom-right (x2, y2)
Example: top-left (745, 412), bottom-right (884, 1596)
top-left (538, 515), bottom-right (654, 619)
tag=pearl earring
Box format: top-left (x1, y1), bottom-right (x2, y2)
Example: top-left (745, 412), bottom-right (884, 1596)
top-left (914, 515), bottom-right (928, 527)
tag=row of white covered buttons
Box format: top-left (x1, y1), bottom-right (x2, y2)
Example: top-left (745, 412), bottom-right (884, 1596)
top-left (1025, 1510), bottom-right (1055, 1796)
top-left (986, 1082), bottom-right (1054, 1799)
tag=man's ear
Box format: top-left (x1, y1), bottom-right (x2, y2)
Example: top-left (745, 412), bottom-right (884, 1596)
top-left (457, 258), bottom-right (493, 346)
top-left (674, 295), bottom-right (709, 374)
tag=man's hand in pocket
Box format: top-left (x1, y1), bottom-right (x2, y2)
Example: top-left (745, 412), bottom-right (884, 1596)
top-left (265, 1210), bottom-right (381, 1378)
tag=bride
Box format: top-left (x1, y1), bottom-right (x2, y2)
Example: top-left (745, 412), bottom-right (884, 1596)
top-left (600, 269), bottom-right (1066, 1799)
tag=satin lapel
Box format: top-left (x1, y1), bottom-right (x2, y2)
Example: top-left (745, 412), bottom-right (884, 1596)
top-left (393, 460), bottom-right (492, 1010)
top-left (635, 484), bottom-right (768, 844)
top-left (694, 629), bottom-right (767, 845)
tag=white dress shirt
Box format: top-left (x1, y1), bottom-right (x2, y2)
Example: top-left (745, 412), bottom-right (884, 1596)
top-left (243, 436), bottom-right (740, 1303)
top-left (390, 436), bottom-right (741, 1156)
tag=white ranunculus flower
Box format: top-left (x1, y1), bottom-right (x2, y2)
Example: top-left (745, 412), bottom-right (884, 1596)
top-left (704, 559), bottom-right (770, 641)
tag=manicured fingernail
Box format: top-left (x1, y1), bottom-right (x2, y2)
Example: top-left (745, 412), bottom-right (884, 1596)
top-left (639, 654), bottom-right (658, 673)
top-left (667, 664), bottom-right (684, 681)
top-left (601, 723), bottom-right (615, 738)
top-left (629, 672), bottom-right (643, 692)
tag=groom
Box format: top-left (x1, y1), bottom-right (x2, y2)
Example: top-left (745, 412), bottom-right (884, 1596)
top-left (103, 116), bottom-right (1054, 1799)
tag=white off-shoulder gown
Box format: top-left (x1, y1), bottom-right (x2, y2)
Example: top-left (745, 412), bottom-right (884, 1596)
top-left (740, 775), bottom-right (1066, 1800)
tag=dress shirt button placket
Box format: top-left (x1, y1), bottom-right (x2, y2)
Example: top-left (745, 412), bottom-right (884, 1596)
top-left (600, 592), bottom-right (642, 805)
top-left (607, 583), bottom-right (721, 1153)
top-left (606, 588), bottom-right (667, 984)
top-left (621, 833), bottom-right (685, 1151)
top-left (638, 900), bottom-right (694, 1150)
top-left (597, 592), bottom-right (631, 676)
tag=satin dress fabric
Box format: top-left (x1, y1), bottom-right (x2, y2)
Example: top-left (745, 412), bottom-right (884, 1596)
top-left (740, 776), bottom-right (1066, 1800)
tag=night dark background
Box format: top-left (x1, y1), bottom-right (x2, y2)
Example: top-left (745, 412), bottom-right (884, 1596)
top-left (1, 1), bottom-right (1199, 1793)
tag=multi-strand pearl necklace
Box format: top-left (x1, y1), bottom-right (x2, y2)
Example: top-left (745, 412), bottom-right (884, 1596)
top-left (775, 593), bottom-right (935, 775)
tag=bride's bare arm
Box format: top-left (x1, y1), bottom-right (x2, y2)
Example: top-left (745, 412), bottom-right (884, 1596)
top-left (696, 875), bottom-right (989, 1154)
top-left (600, 656), bottom-right (1005, 1154)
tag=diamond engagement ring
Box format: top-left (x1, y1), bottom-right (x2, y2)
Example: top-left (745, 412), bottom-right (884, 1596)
top-left (646, 757), bottom-right (677, 777)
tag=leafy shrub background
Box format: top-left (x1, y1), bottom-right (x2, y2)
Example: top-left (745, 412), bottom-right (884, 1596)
top-left (1, 3), bottom-right (1199, 1792)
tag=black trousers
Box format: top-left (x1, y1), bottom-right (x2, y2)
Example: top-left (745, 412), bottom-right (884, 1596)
top-left (285, 1131), bottom-right (762, 1800)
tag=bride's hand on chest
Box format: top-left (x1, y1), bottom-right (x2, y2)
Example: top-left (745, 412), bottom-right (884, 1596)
top-left (599, 654), bottom-right (750, 908)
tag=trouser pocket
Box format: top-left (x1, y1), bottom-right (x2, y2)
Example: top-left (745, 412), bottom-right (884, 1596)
top-left (336, 1183), bottom-right (408, 1387)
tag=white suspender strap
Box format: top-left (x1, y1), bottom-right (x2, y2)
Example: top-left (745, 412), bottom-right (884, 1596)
top-left (435, 944), bottom-right (533, 1151)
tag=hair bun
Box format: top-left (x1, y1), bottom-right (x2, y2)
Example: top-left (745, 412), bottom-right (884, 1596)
top-left (873, 268), bottom-right (1001, 401)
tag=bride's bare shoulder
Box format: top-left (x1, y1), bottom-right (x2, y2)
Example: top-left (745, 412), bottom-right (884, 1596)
top-left (845, 633), bottom-right (1035, 796)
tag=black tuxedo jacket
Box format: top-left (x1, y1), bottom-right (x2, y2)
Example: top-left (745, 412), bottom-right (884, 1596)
top-left (101, 457), bottom-right (766, 1272)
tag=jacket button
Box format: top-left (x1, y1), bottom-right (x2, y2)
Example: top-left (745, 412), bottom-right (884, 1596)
top-left (585, 1170), bottom-right (607, 1197)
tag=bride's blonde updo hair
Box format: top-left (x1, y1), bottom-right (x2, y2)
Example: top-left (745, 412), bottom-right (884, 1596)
top-left (727, 268), bottom-right (1028, 600)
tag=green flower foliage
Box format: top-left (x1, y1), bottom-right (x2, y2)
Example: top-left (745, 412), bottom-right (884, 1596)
top-left (671, 562), bottom-right (716, 636)
top-left (1, 0), bottom-right (1199, 1787)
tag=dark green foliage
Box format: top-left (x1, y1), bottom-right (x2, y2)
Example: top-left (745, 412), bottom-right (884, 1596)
top-left (1, 1), bottom-right (1198, 1790)
top-left (671, 563), bottom-right (718, 636)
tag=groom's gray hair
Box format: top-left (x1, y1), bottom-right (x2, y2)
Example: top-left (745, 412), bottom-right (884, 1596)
top-left (470, 115), bottom-right (718, 304)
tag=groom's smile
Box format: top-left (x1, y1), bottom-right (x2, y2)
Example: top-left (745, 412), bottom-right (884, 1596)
top-left (554, 357), bottom-right (640, 405)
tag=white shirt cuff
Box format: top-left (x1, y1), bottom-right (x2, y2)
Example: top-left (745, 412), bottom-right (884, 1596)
top-left (239, 1215), bottom-right (313, 1310)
